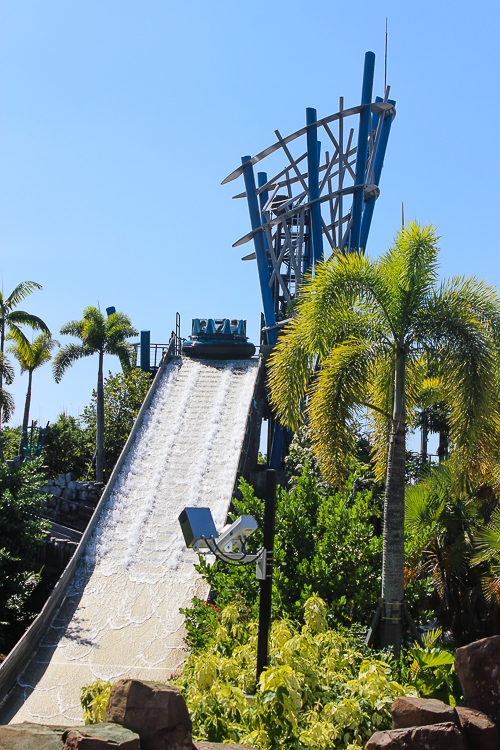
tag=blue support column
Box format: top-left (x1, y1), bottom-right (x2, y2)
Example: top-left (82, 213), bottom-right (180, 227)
top-left (242, 157), bottom-right (277, 345)
top-left (306, 108), bottom-right (323, 265)
top-left (349, 51), bottom-right (375, 253)
top-left (140, 330), bottom-right (150, 372)
top-left (359, 96), bottom-right (396, 252)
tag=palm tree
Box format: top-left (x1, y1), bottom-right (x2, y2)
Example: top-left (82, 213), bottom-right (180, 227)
top-left (9, 333), bottom-right (59, 449)
top-left (268, 221), bottom-right (500, 653)
top-left (53, 307), bottom-right (138, 482)
top-left (0, 281), bottom-right (50, 428)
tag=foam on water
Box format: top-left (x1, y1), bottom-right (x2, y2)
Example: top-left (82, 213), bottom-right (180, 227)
top-left (4, 356), bottom-right (259, 725)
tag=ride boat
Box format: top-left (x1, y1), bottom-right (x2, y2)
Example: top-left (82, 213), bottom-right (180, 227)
top-left (182, 318), bottom-right (256, 360)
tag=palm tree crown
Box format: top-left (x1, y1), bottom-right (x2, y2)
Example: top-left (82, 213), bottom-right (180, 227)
top-left (9, 334), bottom-right (59, 438)
top-left (53, 307), bottom-right (138, 481)
top-left (268, 221), bottom-right (500, 652)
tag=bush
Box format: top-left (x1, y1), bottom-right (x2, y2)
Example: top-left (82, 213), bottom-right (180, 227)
top-left (0, 426), bottom-right (22, 461)
top-left (194, 460), bottom-right (382, 627)
top-left (43, 413), bottom-right (92, 480)
top-left (176, 596), bottom-right (414, 749)
top-left (0, 458), bottom-right (49, 651)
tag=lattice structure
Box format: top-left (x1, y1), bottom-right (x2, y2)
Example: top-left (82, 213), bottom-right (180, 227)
top-left (222, 52), bottom-right (396, 342)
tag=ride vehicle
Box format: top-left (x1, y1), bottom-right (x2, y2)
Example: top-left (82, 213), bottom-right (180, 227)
top-left (181, 318), bottom-right (256, 359)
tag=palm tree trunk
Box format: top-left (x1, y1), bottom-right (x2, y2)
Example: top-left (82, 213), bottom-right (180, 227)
top-left (381, 346), bottom-right (406, 655)
top-left (18, 369), bottom-right (33, 458)
top-left (96, 351), bottom-right (105, 483)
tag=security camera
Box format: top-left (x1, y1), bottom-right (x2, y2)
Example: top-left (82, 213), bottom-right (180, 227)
top-left (178, 507), bottom-right (259, 556)
top-left (215, 515), bottom-right (258, 553)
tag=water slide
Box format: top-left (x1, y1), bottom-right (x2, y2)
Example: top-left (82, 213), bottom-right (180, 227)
top-left (0, 350), bottom-right (261, 725)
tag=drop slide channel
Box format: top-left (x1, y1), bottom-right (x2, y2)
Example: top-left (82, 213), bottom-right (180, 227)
top-left (0, 349), bottom-right (261, 725)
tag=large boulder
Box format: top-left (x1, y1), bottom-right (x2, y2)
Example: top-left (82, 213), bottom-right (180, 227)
top-left (455, 706), bottom-right (500, 750)
top-left (391, 696), bottom-right (457, 729)
top-left (62, 724), bottom-right (140, 749)
top-left (365, 722), bottom-right (468, 749)
top-left (0, 722), bottom-right (66, 749)
top-left (455, 636), bottom-right (500, 726)
top-left (105, 679), bottom-right (195, 750)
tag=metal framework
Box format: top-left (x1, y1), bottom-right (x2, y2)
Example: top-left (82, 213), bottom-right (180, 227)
top-left (222, 52), bottom-right (396, 345)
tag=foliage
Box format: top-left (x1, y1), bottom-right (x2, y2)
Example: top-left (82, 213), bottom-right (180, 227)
top-left (192, 461), bottom-right (382, 629)
top-left (80, 368), bottom-right (151, 480)
top-left (0, 426), bottom-right (22, 461)
top-left (401, 628), bottom-right (461, 705)
top-left (404, 463), bottom-right (490, 643)
top-left (80, 680), bottom-right (112, 724)
top-left (53, 306), bottom-right (138, 482)
top-left (0, 281), bottom-right (49, 425)
top-left (42, 413), bottom-right (93, 480)
top-left (0, 458), bottom-right (49, 649)
top-left (267, 221), bottom-right (500, 651)
top-left (176, 596), bottom-right (415, 750)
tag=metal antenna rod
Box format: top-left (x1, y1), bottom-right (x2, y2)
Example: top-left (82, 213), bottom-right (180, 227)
top-left (384, 18), bottom-right (388, 92)
top-left (401, 202), bottom-right (405, 229)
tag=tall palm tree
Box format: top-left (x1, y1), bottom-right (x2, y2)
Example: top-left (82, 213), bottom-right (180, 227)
top-left (53, 307), bottom-right (138, 482)
top-left (0, 281), bottom-right (50, 428)
top-left (268, 222), bottom-right (500, 653)
top-left (9, 333), bottom-right (59, 447)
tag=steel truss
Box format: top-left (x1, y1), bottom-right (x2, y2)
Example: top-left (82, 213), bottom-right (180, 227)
top-left (222, 52), bottom-right (396, 340)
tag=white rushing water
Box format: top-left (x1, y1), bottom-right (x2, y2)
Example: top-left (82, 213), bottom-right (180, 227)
top-left (5, 356), bottom-right (259, 725)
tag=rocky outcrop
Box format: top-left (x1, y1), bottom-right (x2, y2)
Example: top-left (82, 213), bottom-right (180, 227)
top-left (0, 722), bottom-right (139, 749)
top-left (0, 722), bottom-right (66, 749)
top-left (365, 722), bottom-right (468, 749)
top-left (455, 706), bottom-right (500, 750)
top-left (62, 723), bottom-right (140, 749)
top-left (105, 679), bottom-right (194, 750)
top-left (391, 696), bottom-right (457, 729)
top-left (455, 635), bottom-right (500, 726)
top-left (368, 695), bottom-right (500, 749)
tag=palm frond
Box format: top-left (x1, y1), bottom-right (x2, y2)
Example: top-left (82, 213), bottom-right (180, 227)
top-left (60, 319), bottom-right (86, 338)
top-left (8, 310), bottom-right (50, 334)
top-left (0, 353), bottom-right (15, 385)
top-left (53, 343), bottom-right (93, 383)
top-left (0, 387), bottom-right (15, 423)
top-left (307, 337), bottom-right (382, 480)
top-left (5, 281), bottom-right (42, 310)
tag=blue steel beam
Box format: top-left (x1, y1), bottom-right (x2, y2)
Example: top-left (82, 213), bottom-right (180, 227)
top-left (349, 51), bottom-right (375, 253)
top-left (241, 157), bottom-right (277, 345)
top-left (306, 108), bottom-right (323, 265)
top-left (140, 330), bottom-right (150, 372)
top-left (359, 96), bottom-right (396, 252)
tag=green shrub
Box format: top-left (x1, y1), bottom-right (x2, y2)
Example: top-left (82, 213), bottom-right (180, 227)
top-left (176, 596), bottom-right (414, 749)
top-left (193, 461), bottom-right (382, 628)
top-left (0, 458), bottom-right (49, 650)
top-left (80, 680), bottom-right (112, 724)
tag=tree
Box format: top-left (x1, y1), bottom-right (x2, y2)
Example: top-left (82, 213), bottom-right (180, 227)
top-left (80, 367), bottom-right (151, 480)
top-left (53, 307), bottom-right (138, 482)
top-left (268, 222), bottom-right (500, 653)
top-left (0, 458), bottom-right (49, 651)
top-left (9, 334), bottom-right (58, 451)
top-left (42, 413), bottom-right (92, 480)
top-left (0, 281), bottom-right (50, 429)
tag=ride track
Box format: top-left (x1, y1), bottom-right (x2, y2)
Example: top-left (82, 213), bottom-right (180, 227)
top-left (0, 349), bottom-right (261, 724)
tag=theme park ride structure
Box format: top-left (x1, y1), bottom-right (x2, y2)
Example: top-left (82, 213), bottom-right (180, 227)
top-left (222, 51), bottom-right (396, 467)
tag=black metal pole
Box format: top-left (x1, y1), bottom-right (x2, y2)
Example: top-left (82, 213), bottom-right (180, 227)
top-left (256, 469), bottom-right (276, 683)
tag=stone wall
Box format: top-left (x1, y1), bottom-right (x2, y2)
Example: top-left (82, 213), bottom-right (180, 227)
top-left (40, 473), bottom-right (104, 532)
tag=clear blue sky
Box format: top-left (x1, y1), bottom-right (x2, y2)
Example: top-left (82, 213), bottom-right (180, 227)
top-left (1, 0), bottom-right (499, 435)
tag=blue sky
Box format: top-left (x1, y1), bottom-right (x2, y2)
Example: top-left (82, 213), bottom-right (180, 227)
top-left (1, 0), bottom-right (499, 447)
